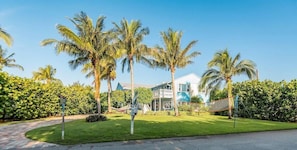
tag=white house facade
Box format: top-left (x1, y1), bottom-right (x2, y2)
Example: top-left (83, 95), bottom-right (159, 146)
top-left (151, 73), bottom-right (208, 111)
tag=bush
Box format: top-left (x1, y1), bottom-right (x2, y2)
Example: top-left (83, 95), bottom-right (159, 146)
top-left (86, 114), bottom-right (107, 122)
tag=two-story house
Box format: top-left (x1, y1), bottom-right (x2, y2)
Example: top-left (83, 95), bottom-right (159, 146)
top-left (116, 73), bottom-right (208, 111)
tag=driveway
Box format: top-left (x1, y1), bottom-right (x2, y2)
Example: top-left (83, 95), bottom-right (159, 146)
top-left (0, 115), bottom-right (87, 149)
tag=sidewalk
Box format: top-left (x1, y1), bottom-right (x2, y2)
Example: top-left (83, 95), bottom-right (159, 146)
top-left (0, 115), bottom-right (87, 149)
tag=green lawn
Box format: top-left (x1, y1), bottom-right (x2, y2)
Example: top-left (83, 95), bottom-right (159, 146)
top-left (25, 113), bottom-right (297, 145)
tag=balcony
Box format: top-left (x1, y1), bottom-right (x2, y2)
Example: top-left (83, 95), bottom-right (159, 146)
top-left (153, 89), bottom-right (173, 98)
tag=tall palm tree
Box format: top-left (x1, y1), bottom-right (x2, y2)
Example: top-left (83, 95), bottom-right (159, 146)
top-left (153, 28), bottom-right (200, 116)
top-left (0, 27), bottom-right (13, 46)
top-left (199, 49), bottom-right (257, 119)
top-left (0, 46), bottom-right (23, 71)
top-left (32, 65), bottom-right (58, 84)
top-left (41, 12), bottom-right (113, 114)
top-left (113, 19), bottom-right (150, 102)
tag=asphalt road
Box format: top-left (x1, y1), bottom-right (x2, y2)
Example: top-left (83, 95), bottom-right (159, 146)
top-left (29, 129), bottom-right (297, 150)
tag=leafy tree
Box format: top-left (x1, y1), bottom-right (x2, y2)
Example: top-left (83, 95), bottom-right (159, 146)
top-left (199, 49), bottom-right (257, 119)
top-left (41, 12), bottom-right (114, 114)
top-left (153, 28), bottom-right (200, 116)
top-left (0, 46), bottom-right (23, 71)
top-left (191, 96), bottom-right (203, 103)
top-left (135, 87), bottom-right (153, 104)
top-left (113, 19), bottom-right (150, 104)
top-left (111, 90), bottom-right (125, 108)
top-left (0, 27), bottom-right (13, 46)
top-left (32, 65), bottom-right (58, 84)
top-left (135, 87), bottom-right (153, 114)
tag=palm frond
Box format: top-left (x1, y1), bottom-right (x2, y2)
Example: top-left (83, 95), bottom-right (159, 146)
top-left (0, 28), bottom-right (13, 46)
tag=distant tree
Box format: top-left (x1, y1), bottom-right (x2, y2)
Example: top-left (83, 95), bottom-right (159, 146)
top-left (111, 90), bottom-right (125, 108)
top-left (152, 28), bottom-right (200, 116)
top-left (191, 96), bottom-right (203, 103)
top-left (135, 87), bottom-right (153, 104)
top-left (0, 27), bottom-right (13, 46)
top-left (199, 49), bottom-right (257, 119)
top-left (0, 46), bottom-right (23, 71)
top-left (32, 65), bottom-right (58, 84)
top-left (135, 87), bottom-right (153, 114)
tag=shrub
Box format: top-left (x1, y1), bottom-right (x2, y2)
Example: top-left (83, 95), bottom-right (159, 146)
top-left (86, 114), bottom-right (107, 122)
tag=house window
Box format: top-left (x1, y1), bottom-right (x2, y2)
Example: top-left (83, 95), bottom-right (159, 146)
top-left (179, 84), bottom-right (187, 92)
top-left (179, 83), bottom-right (190, 92)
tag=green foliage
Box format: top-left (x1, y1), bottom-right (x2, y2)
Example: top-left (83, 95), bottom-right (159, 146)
top-left (191, 96), bottom-right (203, 103)
top-left (233, 80), bottom-right (297, 122)
top-left (135, 87), bottom-right (153, 104)
top-left (111, 90), bottom-right (125, 107)
top-left (209, 88), bottom-right (228, 101)
top-left (212, 80), bottom-right (297, 122)
top-left (64, 82), bottom-right (97, 115)
top-left (85, 114), bottom-right (107, 122)
top-left (0, 72), bottom-right (96, 121)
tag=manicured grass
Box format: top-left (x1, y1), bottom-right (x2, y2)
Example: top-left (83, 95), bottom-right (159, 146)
top-left (25, 113), bottom-right (297, 145)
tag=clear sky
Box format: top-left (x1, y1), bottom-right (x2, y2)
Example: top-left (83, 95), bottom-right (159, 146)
top-left (0, 0), bottom-right (297, 92)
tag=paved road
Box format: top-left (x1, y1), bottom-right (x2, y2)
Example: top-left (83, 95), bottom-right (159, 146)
top-left (29, 130), bottom-right (297, 150)
top-left (1, 116), bottom-right (297, 150)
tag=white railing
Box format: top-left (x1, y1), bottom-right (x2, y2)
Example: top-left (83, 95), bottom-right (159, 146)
top-left (153, 89), bottom-right (173, 98)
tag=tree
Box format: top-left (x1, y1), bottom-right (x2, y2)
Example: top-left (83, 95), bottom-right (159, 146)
top-left (0, 46), bottom-right (23, 71)
top-left (135, 87), bottom-right (153, 114)
top-left (199, 49), bottom-right (257, 119)
top-left (153, 28), bottom-right (200, 116)
top-left (113, 19), bottom-right (150, 104)
top-left (111, 90), bottom-right (126, 108)
top-left (41, 12), bottom-right (113, 114)
top-left (32, 65), bottom-right (58, 84)
top-left (0, 27), bottom-right (13, 46)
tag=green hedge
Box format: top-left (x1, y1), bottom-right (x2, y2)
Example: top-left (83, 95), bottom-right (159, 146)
top-left (212, 80), bottom-right (297, 122)
top-left (0, 72), bottom-right (97, 121)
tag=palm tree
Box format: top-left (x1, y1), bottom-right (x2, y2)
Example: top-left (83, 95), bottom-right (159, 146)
top-left (0, 27), bottom-right (13, 46)
top-left (0, 46), bottom-right (23, 71)
top-left (199, 49), bottom-right (257, 119)
top-left (104, 65), bottom-right (117, 113)
top-left (113, 19), bottom-right (150, 102)
top-left (153, 28), bottom-right (200, 116)
top-left (32, 65), bottom-right (58, 84)
top-left (41, 12), bottom-right (113, 114)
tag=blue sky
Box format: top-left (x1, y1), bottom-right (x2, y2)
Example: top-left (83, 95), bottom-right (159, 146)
top-left (0, 0), bottom-right (297, 92)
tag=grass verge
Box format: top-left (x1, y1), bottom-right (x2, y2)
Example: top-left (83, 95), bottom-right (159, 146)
top-left (25, 113), bottom-right (297, 145)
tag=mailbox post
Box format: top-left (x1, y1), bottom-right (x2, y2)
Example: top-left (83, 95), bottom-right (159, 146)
top-left (60, 95), bottom-right (66, 140)
top-left (233, 94), bottom-right (239, 128)
top-left (130, 92), bottom-right (138, 135)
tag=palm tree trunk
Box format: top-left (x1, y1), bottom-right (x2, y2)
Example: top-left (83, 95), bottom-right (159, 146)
top-left (130, 59), bottom-right (134, 103)
top-left (171, 70), bottom-right (179, 116)
top-left (227, 79), bottom-right (233, 119)
top-left (94, 70), bottom-right (101, 115)
top-left (107, 77), bottom-right (112, 113)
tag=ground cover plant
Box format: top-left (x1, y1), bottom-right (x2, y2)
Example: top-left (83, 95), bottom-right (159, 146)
top-left (25, 113), bottom-right (297, 145)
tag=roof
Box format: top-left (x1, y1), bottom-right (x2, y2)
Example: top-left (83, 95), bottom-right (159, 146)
top-left (152, 73), bottom-right (201, 88)
top-left (117, 82), bottom-right (154, 90)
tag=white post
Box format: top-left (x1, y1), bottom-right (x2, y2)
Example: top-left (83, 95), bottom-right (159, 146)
top-left (130, 115), bottom-right (134, 135)
top-left (61, 103), bottom-right (65, 140)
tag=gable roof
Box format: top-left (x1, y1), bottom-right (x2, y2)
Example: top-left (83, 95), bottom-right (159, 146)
top-left (152, 73), bottom-right (201, 88)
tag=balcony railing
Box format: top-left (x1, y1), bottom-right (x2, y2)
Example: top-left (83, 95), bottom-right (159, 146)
top-left (153, 89), bottom-right (173, 98)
